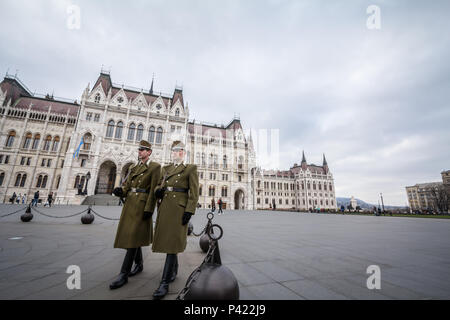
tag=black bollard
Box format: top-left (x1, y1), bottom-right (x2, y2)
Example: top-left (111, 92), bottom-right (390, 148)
top-left (81, 206), bottom-right (95, 224)
top-left (20, 205), bottom-right (33, 222)
top-left (185, 236), bottom-right (239, 300)
top-left (184, 264), bottom-right (239, 300)
top-left (199, 233), bottom-right (210, 253)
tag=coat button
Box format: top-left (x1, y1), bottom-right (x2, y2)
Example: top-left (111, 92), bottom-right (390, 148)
top-left (178, 174), bottom-right (180, 176)
top-left (173, 195), bottom-right (176, 198)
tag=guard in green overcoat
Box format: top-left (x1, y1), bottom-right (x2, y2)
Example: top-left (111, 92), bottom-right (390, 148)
top-left (152, 140), bottom-right (199, 299)
top-left (109, 140), bottom-right (161, 290)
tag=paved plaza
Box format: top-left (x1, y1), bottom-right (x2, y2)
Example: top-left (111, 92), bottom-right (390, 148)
top-left (1, 204), bottom-right (450, 300)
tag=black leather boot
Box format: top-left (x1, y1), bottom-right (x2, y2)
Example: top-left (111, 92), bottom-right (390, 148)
top-left (110, 248), bottom-right (137, 290)
top-left (153, 254), bottom-right (176, 299)
top-left (169, 254), bottom-right (178, 283)
top-left (129, 247), bottom-right (143, 277)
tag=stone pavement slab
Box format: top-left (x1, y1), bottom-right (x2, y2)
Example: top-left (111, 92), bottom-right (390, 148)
top-left (1, 204), bottom-right (450, 300)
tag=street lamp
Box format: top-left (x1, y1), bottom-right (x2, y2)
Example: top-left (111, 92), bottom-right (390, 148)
top-left (83, 172), bottom-right (91, 196)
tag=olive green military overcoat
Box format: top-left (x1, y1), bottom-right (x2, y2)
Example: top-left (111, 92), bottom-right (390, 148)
top-left (113, 161), bottom-right (161, 249)
top-left (152, 163), bottom-right (199, 254)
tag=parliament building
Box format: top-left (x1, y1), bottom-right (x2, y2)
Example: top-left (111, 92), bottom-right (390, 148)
top-left (0, 72), bottom-right (336, 210)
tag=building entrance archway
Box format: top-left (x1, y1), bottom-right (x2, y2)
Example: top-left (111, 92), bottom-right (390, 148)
top-left (234, 189), bottom-right (245, 210)
top-left (95, 161), bottom-right (117, 194)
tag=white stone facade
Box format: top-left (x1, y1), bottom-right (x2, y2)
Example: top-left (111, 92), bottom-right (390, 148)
top-left (0, 72), bottom-right (335, 210)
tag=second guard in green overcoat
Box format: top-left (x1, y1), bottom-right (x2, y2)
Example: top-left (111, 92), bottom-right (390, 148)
top-left (152, 140), bottom-right (199, 299)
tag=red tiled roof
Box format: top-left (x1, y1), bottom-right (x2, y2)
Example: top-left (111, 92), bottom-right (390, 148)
top-left (13, 96), bottom-right (79, 116)
top-left (93, 73), bottom-right (112, 94)
top-left (1, 77), bottom-right (32, 106)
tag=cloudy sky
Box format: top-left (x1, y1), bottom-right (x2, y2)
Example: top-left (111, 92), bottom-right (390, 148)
top-left (1, 0), bottom-right (449, 206)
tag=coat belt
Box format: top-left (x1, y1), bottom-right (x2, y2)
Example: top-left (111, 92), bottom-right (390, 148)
top-left (166, 187), bottom-right (188, 193)
top-left (131, 188), bottom-right (148, 193)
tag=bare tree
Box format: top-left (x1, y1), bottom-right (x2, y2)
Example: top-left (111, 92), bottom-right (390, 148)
top-left (428, 184), bottom-right (450, 214)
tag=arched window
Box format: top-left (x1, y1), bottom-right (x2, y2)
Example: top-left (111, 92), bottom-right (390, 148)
top-left (214, 154), bottom-right (218, 169)
top-left (52, 136), bottom-right (60, 152)
top-left (56, 175), bottom-right (61, 189)
top-left (32, 134), bottom-right (41, 150)
top-left (209, 185), bottom-right (215, 197)
top-left (127, 123), bottom-right (136, 141)
top-left (94, 93), bottom-right (101, 103)
top-left (42, 175), bottom-right (48, 188)
top-left (155, 127), bottom-right (163, 144)
top-left (0, 172), bottom-right (4, 186)
top-left (221, 186), bottom-right (228, 197)
top-left (74, 175), bottom-right (80, 188)
top-left (83, 133), bottom-right (92, 151)
top-left (199, 185), bottom-right (202, 196)
top-left (148, 126), bottom-right (155, 143)
top-left (43, 135), bottom-right (52, 151)
top-left (208, 154), bottom-right (213, 168)
top-left (136, 124), bottom-right (144, 141)
top-left (175, 108), bottom-right (180, 117)
top-left (6, 130), bottom-right (16, 147)
top-left (106, 120), bottom-right (115, 138)
top-left (20, 174), bottom-right (27, 187)
top-left (115, 121), bottom-right (123, 139)
top-left (238, 155), bottom-right (244, 169)
top-left (23, 132), bottom-right (32, 149)
top-left (196, 153), bottom-right (200, 165)
top-left (36, 175), bottom-right (43, 188)
top-left (80, 176), bottom-right (85, 189)
top-left (15, 174), bottom-right (22, 187)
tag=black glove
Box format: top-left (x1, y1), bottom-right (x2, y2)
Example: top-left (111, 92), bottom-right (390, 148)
top-left (143, 211), bottom-right (153, 220)
top-left (113, 187), bottom-right (123, 197)
top-left (155, 187), bottom-right (166, 199)
top-left (182, 212), bottom-right (192, 226)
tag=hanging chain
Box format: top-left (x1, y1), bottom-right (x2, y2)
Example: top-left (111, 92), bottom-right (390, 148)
top-left (176, 211), bottom-right (220, 300)
top-left (31, 206), bottom-right (88, 218)
top-left (0, 206), bottom-right (28, 218)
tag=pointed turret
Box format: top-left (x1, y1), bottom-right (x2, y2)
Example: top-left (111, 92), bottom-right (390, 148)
top-left (149, 74), bottom-right (154, 95)
top-left (323, 153), bottom-right (329, 174)
top-left (301, 150), bottom-right (307, 170)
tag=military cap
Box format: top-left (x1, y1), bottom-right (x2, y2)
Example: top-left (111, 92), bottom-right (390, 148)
top-left (138, 140), bottom-right (152, 150)
top-left (171, 140), bottom-right (185, 150)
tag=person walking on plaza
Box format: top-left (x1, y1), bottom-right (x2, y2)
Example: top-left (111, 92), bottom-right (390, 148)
top-left (16, 193), bottom-right (21, 204)
top-left (211, 197), bottom-right (216, 212)
top-left (152, 140), bottom-right (199, 300)
top-left (32, 191), bottom-right (39, 206)
top-left (47, 192), bottom-right (53, 207)
top-left (10, 192), bottom-right (17, 204)
top-left (22, 193), bottom-right (26, 204)
top-left (109, 140), bottom-right (161, 290)
top-left (218, 197), bottom-right (223, 214)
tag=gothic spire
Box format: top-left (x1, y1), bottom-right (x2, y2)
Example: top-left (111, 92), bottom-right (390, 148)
top-left (149, 73), bottom-right (154, 95)
top-left (323, 153), bottom-right (328, 166)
